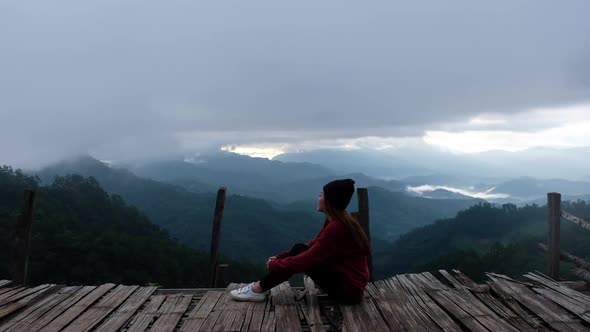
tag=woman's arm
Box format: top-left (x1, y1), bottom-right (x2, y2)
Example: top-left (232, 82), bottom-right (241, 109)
top-left (274, 234), bottom-right (319, 259)
top-left (268, 222), bottom-right (345, 274)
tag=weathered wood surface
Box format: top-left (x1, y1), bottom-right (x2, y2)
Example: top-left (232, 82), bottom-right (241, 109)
top-left (271, 282), bottom-right (302, 332)
top-left (1, 271), bottom-right (590, 331)
top-left (148, 294), bottom-right (192, 332)
top-left (0, 286), bottom-right (79, 332)
top-left (443, 270), bottom-right (538, 332)
top-left (562, 210), bottom-right (590, 231)
top-left (94, 286), bottom-right (157, 332)
top-left (548, 192), bottom-right (562, 280)
top-left (539, 243), bottom-right (590, 271)
top-left (303, 276), bottom-right (326, 332)
top-left (10, 190), bottom-right (36, 286)
top-left (488, 273), bottom-right (587, 332)
top-left (125, 294), bottom-right (166, 332)
top-left (0, 284), bottom-right (58, 320)
top-left (209, 187), bottom-right (227, 288)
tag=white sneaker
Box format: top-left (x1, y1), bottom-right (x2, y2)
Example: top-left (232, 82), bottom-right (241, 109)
top-left (229, 283), bottom-right (267, 302)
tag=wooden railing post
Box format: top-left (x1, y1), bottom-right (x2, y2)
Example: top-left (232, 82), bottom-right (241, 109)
top-left (11, 190), bottom-right (37, 286)
top-left (356, 188), bottom-right (373, 281)
top-left (548, 192), bottom-right (561, 280)
top-left (214, 264), bottom-right (228, 288)
top-left (209, 187), bottom-right (227, 288)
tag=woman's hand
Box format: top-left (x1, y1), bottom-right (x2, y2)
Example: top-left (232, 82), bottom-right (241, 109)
top-left (266, 256), bottom-right (277, 268)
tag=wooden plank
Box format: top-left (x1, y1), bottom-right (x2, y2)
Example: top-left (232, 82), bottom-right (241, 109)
top-left (126, 294), bottom-right (166, 332)
top-left (0, 282), bottom-right (11, 289)
top-left (524, 271), bottom-right (590, 305)
top-left (524, 271), bottom-right (590, 323)
top-left (340, 299), bottom-right (390, 332)
top-left (39, 283), bottom-right (116, 332)
top-left (238, 302), bottom-right (255, 332)
top-left (339, 280), bottom-right (390, 332)
top-left (0, 288), bottom-right (21, 302)
top-left (214, 309), bottom-right (244, 332)
top-left (199, 284), bottom-right (241, 331)
top-left (0, 284), bottom-right (52, 307)
top-left (61, 284), bottom-right (138, 332)
top-left (148, 294), bottom-right (192, 332)
top-left (179, 291), bottom-right (223, 332)
top-left (416, 272), bottom-right (519, 332)
top-left (25, 286), bottom-right (96, 332)
top-left (562, 210), bottom-right (590, 231)
top-left (487, 274), bottom-right (587, 332)
top-left (369, 280), bottom-right (407, 332)
top-left (260, 311), bottom-right (275, 332)
top-left (211, 284), bottom-right (250, 332)
top-left (486, 281), bottom-right (550, 332)
top-left (397, 274), bottom-right (461, 332)
top-left (303, 277), bottom-right (326, 332)
top-left (0, 286), bottom-right (79, 332)
top-left (445, 270), bottom-right (538, 332)
top-left (220, 284), bottom-right (254, 331)
top-left (382, 277), bottom-right (439, 331)
top-left (400, 274), bottom-right (487, 332)
top-left (155, 288), bottom-right (226, 295)
top-left (270, 282), bottom-right (302, 332)
top-left (259, 285), bottom-right (275, 332)
top-left (0, 287), bottom-right (18, 297)
top-left (94, 286), bottom-right (157, 332)
top-left (224, 303), bottom-right (250, 331)
top-left (0, 288), bottom-right (26, 302)
top-left (533, 286), bottom-right (590, 324)
top-left (0, 285), bottom-right (58, 320)
top-left (242, 296), bottom-right (268, 332)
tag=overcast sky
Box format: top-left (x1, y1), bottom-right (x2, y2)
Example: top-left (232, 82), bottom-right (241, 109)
top-left (1, 0), bottom-right (589, 167)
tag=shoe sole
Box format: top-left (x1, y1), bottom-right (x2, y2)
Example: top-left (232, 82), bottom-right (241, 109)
top-left (229, 293), bottom-right (266, 302)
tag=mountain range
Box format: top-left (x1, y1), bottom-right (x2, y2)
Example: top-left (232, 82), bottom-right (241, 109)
top-left (35, 155), bottom-right (478, 262)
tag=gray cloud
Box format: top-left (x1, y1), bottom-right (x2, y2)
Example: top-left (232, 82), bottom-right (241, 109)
top-left (1, 0), bottom-right (589, 167)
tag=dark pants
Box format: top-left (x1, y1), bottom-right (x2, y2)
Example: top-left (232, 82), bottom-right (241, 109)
top-left (260, 243), bottom-right (354, 303)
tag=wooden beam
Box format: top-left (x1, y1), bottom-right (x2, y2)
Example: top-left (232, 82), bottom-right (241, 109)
top-left (561, 210), bottom-right (590, 231)
top-left (11, 190), bottom-right (37, 286)
top-left (214, 264), bottom-right (228, 288)
top-left (209, 187), bottom-right (227, 288)
top-left (538, 243), bottom-right (590, 271)
top-left (547, 192), bottom-right (561, 280)
top-left (571, 267), bottom-right (590, 283)
top-left (303, 276), bottom-right (326, 332)
top-left (356, 188), bottom-right (373, 281)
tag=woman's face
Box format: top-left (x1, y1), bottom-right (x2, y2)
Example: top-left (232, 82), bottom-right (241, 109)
top-left (317, 191), bottom-right (325, 212)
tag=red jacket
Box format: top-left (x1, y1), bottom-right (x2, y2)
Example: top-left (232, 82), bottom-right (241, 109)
top-left (268, 219), bottom-right (369, 302)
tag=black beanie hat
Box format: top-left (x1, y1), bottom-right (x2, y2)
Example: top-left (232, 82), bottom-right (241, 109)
top-left (323, 179), bottom-right (355, 211)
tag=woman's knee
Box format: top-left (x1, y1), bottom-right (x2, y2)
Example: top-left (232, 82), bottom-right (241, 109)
top-left (290, 243), bottom-right (309, 255)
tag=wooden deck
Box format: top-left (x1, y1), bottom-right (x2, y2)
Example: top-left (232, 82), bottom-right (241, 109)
top-left (0, 270), bottom-right (589, 331)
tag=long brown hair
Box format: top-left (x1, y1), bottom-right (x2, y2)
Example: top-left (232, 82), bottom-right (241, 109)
top-left (323, 200), bottom-right (371, 253)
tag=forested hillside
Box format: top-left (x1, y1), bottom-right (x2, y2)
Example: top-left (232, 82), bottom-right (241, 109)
top-left (38, 156), bottom-right (479, 259)
top-left (376, 201), bottom-right (590, 280)
top-left (0, 166), bottom-right (264, 287)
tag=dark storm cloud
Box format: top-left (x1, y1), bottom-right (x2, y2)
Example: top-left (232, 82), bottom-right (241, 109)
top-left (1, 0), bottom-right (589, 166)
